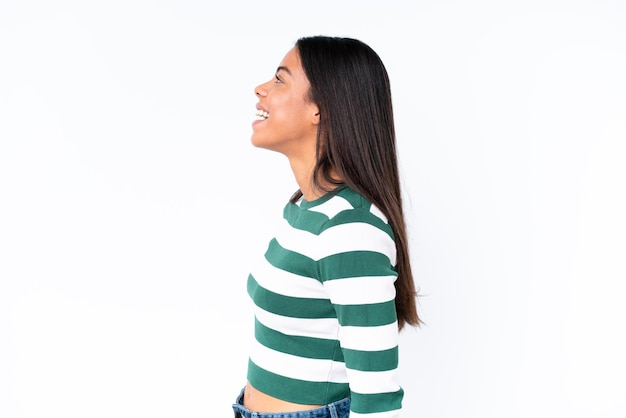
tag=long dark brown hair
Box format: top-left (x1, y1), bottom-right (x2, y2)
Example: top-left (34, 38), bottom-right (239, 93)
top-left (293, 36), bottom-right (420, 330)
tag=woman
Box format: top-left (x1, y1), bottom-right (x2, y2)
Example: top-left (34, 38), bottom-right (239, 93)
top-left (233, 36), bottom-right (420, 418)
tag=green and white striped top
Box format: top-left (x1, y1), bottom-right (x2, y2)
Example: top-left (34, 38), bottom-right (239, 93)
top-left (247, 186), bottom-right (403, 417)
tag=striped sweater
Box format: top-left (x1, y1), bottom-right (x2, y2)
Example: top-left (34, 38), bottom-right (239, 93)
top-left (247, 186), bottom-right (403, 417)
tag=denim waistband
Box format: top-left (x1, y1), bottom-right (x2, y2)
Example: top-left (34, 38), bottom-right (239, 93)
top-left (232, 388), bottom-right (351, 418)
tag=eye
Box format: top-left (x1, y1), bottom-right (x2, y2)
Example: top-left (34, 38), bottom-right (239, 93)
top-left (274, 74), bottom-right (282, 83)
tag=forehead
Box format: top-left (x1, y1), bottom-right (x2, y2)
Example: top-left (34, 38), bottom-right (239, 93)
top-left (278, 47), bottom-right (303, 75)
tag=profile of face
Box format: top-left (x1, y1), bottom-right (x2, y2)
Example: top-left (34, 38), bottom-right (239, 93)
top-left (252, 47), bottom-right (320, 160)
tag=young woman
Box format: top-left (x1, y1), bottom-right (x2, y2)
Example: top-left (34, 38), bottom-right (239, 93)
top-left (232, 36), bottom-right (420, 418)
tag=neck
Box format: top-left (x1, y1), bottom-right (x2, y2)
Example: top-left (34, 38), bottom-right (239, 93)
top-left (288, 158), bottom-right (320, 202)
top-left (288, 158), bottom-right (342, 202)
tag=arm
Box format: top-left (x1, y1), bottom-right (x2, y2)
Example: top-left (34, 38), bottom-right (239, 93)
top-left (318, 216), bottom-right (403, 417)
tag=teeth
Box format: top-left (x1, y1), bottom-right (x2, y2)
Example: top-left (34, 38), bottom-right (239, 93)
top-left (255, 110), bottom-right (269, 120)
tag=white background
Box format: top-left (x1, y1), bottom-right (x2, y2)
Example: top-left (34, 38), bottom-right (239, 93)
top-left (1, 1), bottom-right (625, 417)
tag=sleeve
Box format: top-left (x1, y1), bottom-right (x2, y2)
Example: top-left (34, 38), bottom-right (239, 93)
top-left (317, 215), bottom-right (403, 417)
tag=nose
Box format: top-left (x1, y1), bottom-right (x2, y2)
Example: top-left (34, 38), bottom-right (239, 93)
top-left (254, 82), bottom-right (267, 97)
top-left (255, 79), bottom-right (272, 97)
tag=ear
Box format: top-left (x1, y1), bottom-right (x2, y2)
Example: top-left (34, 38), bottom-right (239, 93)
top-left (311, 105), bottom-right (320, 126)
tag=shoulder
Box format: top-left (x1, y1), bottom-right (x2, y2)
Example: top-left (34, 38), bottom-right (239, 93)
top-left (315, 187), bottom-right (392, 236)
top-left (283, 186), bottom-right (393, 237)
top-left (278, 186), bottom-right (397, 265)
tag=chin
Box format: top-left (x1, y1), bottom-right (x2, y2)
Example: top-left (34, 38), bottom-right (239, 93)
top-left (250, 136), bottom-right (266, 149)
top-left (250, 132), bottom-right (268, 147)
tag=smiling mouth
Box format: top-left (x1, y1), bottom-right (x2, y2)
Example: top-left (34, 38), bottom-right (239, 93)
top-left (255, 110), bottom-right (269, 120)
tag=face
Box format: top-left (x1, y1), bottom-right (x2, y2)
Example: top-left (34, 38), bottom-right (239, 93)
top-left (252, 47), bottom-right (320, 159)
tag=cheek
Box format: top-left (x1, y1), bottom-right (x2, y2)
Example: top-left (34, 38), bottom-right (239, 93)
top-left (285, 96), bottom-right (314, 121)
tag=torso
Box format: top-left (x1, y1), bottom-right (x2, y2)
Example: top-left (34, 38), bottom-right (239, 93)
top-left (243, 381), bottom-right (322, 412)
top-left (244, 187), bottom-right (401, 414)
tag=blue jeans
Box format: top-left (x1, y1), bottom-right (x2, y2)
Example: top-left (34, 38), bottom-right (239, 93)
top-left (232, 388), bottom-right (351, 418)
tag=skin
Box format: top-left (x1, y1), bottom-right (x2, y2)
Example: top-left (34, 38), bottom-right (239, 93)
top-left (251, 46), bottom-right (323, 202)
top-left (245, 47), bottom-right (326, 412)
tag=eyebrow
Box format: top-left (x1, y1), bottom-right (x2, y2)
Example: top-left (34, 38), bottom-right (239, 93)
top-left (276, 66), bottom-right (292, 76)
